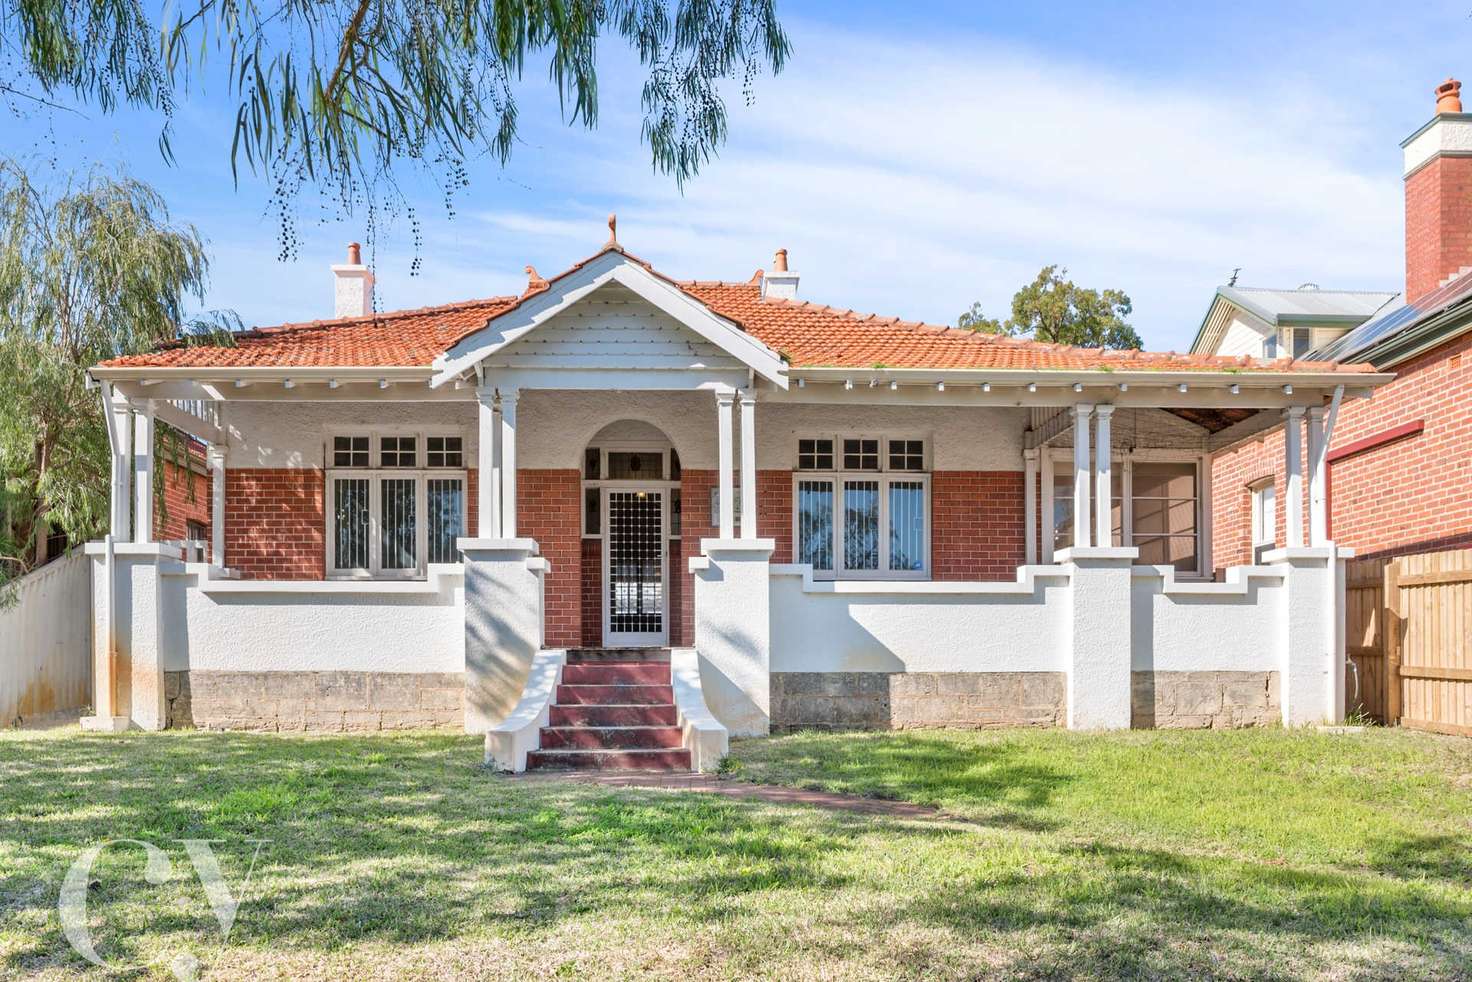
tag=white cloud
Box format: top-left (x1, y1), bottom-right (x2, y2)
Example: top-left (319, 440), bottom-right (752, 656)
top-left (204, 23), bottom-right (1407, 350)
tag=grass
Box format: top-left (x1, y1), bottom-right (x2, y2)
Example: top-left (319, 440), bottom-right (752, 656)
top-left (0, 728), bottom-right (1468, 980)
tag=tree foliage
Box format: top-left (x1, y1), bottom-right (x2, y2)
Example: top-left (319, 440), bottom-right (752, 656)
top-left (0, 0), bottom-right (791, 261)
top-left (0, 161), bottom-right (231, 581)
top-left (958, 265), bottom-right (1143, 350)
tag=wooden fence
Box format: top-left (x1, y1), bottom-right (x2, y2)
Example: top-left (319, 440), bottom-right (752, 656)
top-left (0, 552), bottom-right (92, 727)
top-left (1344, 548), bottom-right (1472, 735)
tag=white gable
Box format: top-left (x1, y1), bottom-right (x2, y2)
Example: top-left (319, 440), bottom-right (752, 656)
top-left (430, 249), bottom-right (787, 388)
top-left (478, 282), bottom-right (749, 373)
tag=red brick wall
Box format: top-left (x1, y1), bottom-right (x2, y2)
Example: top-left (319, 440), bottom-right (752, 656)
top-left (1406, 155), bottom-right (1472, 304)
top-left (517, 468), bottom-right (581, 648)
top-left (1212, 330), bottom-right (1472, 571)
top-left (156, 452), bottom-right (211, 553)
top-left (226, 469), bottom-right (325, 579)
top-left (678, 470), bottom-right (717, 647)
top-left (580, 537), bottom-right (602, 646)
top-left (931, 471), bottom-right (1026, 580)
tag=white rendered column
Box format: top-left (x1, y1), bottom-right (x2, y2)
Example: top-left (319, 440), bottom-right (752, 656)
top-left (207, 444), bottom-right (226, 567)
top-left (1308, 406), bottom-right (1327, 546)
top-left (1023, 448), bottom-right (1039, 565)
top-left (132, 400), bottom-right (155, 543)
top-left (739, 391), bottom-right (757, 539)
top-left (477, 387), bottom-right (500, 537)
top-left (1284, 407), bottom-right (1305, 548)
top-left (1094, 405), bottom-right (1114, 548)
top-left (1072, 404), bottom-right (1093, 550)
top-left (499, 389), bottom-right (518, 539)
top-left (716, 391), bottom-right (735, 538)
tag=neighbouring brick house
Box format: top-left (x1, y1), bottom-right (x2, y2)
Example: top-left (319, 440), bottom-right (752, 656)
top-left (1199, 78), bottom-right (1472, 571)
top-left (82, 224), bottom-right (1389, 769)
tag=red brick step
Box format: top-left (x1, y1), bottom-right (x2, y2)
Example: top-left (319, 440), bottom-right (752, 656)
top-left (527, 748), bottom-right (692, 770)
top-left (549, 704), bottom-right (678, 727)
top-left (560, 663), bottom-right (671, 685)
top-left (538, 726), bottom-right (684, 750)
top-left (555, 684), bottom-right (673, 706)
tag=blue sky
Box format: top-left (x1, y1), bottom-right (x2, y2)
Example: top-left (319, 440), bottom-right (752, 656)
top-left (8, 0), bottom-right (1472, 350)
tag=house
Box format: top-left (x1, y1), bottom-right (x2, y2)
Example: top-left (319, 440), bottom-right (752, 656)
top-left (1202, 78), bottom-right (1472, 571)
top-left (80, 222), bottom-right (1389, 769)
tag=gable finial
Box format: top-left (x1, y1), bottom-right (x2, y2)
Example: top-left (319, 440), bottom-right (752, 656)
top-left (606, 213), bottom-right (618, 247)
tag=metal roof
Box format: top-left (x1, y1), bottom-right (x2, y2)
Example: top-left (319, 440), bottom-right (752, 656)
top-left (1312, 273), bottom-right (1472, 364)
top-left (1216, 286), bottom-right (1400, 327)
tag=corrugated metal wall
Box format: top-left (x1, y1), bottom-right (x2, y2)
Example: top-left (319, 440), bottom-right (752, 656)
top-left (0, 552), bottom-right (92, 726)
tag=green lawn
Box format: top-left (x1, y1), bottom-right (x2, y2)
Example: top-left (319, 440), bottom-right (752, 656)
top-left (1, 728), bottom-right (1470, 980)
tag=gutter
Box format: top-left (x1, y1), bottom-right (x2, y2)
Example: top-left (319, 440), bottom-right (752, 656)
top-left (787, 365), bottom-right (1394, 388)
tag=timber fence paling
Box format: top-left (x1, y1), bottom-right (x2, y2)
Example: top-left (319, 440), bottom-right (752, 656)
top-left (1380, 547), bottom-right (1472, 737)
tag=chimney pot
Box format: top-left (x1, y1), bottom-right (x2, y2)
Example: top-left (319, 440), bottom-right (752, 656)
top-left (1436, 78), bottom-right (1463, 114)
top-left (331, 243), bottom-right (374, 318)
top-left (760, 247), bottom-right (800, 301)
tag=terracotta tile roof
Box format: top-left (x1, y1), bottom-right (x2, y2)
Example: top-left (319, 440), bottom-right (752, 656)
top-left (98, 247), bottom-right (1375, 374)
top-left (100, 296), bottom-right (520, 368)
top-left (678, 281), bottom-right (1373, 374)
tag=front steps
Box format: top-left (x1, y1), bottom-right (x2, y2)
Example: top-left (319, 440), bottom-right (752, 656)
top-left (527, 649), bottom-right (691, 771)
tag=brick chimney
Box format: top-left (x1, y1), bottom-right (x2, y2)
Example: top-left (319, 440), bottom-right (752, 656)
top-left (331, 242), bottom-right (374, 317)
top-left (760, 248), bottom-right (800, 300)
top-left (1403, 78), bottom-right (1472, 303)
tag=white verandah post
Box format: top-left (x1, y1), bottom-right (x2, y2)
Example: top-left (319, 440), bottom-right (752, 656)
top-left (739, 391), bottom-right (757, 539)
top-left (132, 399), bottom-right (155, 543)
top-left (1307, 405), bottom-right (1327, 546)
top-left (1072, 404), bottom-right (1093, 550)
top-left (1023, 448), bottom-right (1039, 565)
top-left (1284, 406), bottom-right (1305, 548)
top-left (477, 386), bottom-right (500, 537)
top-left (207, 443), bottom-right (226, 567)
top-left (1094, 405), bottom-right (1114, 548)
top-left (499, 389), bottom-right (518, 539)
top-left (716, 390), bottom-right (735, 538)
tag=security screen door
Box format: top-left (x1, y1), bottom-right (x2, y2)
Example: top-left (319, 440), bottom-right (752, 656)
top-left (603, 488), bottom-right (667, 645)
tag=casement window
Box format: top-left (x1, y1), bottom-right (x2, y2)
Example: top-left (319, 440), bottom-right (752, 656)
top-left (327, 431), bottom-right (466, 578)
top-left (1046, 454), bottom-right (1206, 575)
top-left (1250, 480), bottom-right (1276, 563)
top-left (580, 444), bottom-right (682, 538)
top-left (793, 436), bottom-right (930, 580)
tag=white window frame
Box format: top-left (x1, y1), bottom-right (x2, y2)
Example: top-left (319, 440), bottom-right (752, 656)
top-left (324, 427), bottom-right (468, 579)
top-left (1042, 449), bottom-right (1210, 577)
top-left (790, 434), bottom-right (931, 581)
top-left (1250, 478), bottom-right (1276, 563)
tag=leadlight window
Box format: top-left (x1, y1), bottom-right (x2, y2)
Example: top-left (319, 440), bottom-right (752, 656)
top-left (334, 435), bottom-right (369, 467)
top-left (888, 439), bottom-right (925, 472)
top-left (842, 438), bottom-right (880, 471)
top-left (380, 435), bottom-right (417, 468)
top-left (426, 436), bottom-right (463, 467)
top-left (798, 438), bottom-right (834, 470)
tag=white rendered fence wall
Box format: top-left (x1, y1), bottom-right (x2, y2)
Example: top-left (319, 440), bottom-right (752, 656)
top-left (162, 566), bottom-right (466, 673)
top-left (769, 564), bottom-right (1072, 673)
top-left (766, 553), bottom-right (1335, 728)
top-left (1, 553), bottom-right (92, 725)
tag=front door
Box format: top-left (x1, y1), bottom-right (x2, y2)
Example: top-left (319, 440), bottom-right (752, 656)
top-left (603, 488), bottom-right (668, 646)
